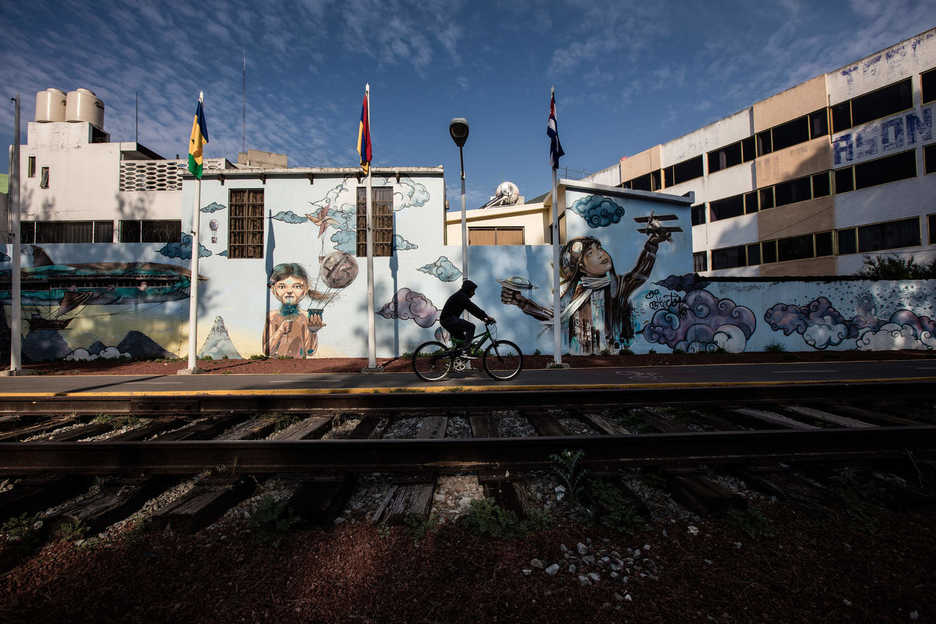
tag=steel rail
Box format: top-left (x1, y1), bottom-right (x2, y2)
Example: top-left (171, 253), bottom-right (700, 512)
top-left (1, 426), bottom-right (934, 475)
top-left (0, 379), bottom-right (931, 415)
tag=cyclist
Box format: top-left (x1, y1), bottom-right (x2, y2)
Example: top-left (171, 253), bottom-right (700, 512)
top-left (440, 280), bottom-right (495, 354)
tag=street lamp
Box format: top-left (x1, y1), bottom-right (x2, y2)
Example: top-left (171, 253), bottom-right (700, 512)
top-left (449, 117), bottom-right (469, 279)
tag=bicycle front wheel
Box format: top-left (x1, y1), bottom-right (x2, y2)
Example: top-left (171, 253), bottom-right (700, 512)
top-left (483, 340), bottom-right (523, 380)
top-left (412, 341), bottom-right (453, 381)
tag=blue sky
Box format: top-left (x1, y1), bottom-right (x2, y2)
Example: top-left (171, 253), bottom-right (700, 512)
top-left (1, 0), bottom-right (934, 210)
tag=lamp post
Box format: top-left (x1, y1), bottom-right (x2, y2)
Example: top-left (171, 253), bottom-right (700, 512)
top-left (449, 117), bottom-right (469, 279)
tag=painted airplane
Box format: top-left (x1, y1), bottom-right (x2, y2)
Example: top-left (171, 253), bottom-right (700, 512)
top-left (0, 245), bottom-right (204, 330)
top-left (634, 212), bottom-right (683, 236)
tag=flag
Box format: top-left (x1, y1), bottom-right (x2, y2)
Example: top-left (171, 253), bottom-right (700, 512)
top-left (188, 97), bottom-right (209, 179)
top-left (547, 89), bottom-right (565, 170)
top-left (357, 90), bottom-right (372, 175)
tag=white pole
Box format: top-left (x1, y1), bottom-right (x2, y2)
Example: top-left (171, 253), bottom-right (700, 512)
top-left (10, 95), bottom-right (22, 374)
top-left (365, 83), bottom-right (377, 369)
top-left (551, 167), bottom-right (562, 366)
top-left (185, 91), bottom-right (204, 373)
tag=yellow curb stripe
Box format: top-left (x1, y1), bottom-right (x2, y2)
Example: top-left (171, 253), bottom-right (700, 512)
top-left (0, 376), bottom-right (932, 399)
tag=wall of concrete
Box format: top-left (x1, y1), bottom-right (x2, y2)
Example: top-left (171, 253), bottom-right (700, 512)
top-left (445, 203), bottom-right (549, 246)
top-left (827, 29), bottom-right (936, 103)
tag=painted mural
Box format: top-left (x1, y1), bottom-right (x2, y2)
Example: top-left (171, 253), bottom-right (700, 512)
top-left (498, 193), bottom-right (686, 355)
top-left (2, 175), bottom-right (934, 362)
top-left (0, 244), bottom-right (194, 362)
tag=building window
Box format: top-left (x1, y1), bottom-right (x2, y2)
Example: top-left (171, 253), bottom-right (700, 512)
top-left (809, 109), bottom-right (829, 139)
top-left (758, 187), bottom-right (774, 210)
top-left (814, 231), bottom-right (834, 257)
top-left (229, 189), bottom-right (265, 259)
top-left (21, 221), bottom-right (35, 244)
top-left (741, 137), bottom-right (755, 162)
top-left (854, 149), bottom-right (916, 190)
top-left (837, 228), bottom-right (857, 255)
top-left (774, 175), bottom-right (812, 207)
top-left (851, 78), bottom-right (912, 127)
top-left (468, 226), bottom-right (524, 245)
top-left (929, 214), bottom-right (936, 244)
top-left (693, 251), bottom-right (707, 272)
top-left (778, 233), bottom-right (814, 262)
top-left (762, 239), bottom-right (777, 263)
top-left (771, 115), bottom-right (810, 152)
top-left (709, 194), bottom-right (744, 222)
top-left (664, 155), bottom-right (703, 186)
top-left (711, 245), bottom-right (747, 270)
top-left (923, 68), bottom-right (936, 104)
top-left (39, 166), bottom-right (50, 189)
top-left (812, 172), bottom-right (830, 198)
top-left (119, 220), bottom-right (141, 242)
top-left (744, 191), bottom-right (758, 214)
top-left (831, 101), bottom-right (852, 133)
top-left (626, 171), bottom-right (656, 191)
top-left (834, 167), bottom-right (854, 193)
top-left (746, 243), bottom-right (761, 266)
top-left (93, 221), bottom-right (114, 243)
top-left (143, 220), bottom-right (181, 243)
top-left (925, 143), bottom-right (935, 175)
top-left (356, 186), bottom-right (393, 257)
top-left (27, 156), bottom-right (35, 178)
top-left (36, 221), bottom-right (93, 243)
top-left (858, 217), bottom-right (920, 253)
top-left (707, 141), bottom-right (742, 174)
top-left (690, 204), bottom-right (706, 226)
top-left (756, 130), bottom-right (772, 157)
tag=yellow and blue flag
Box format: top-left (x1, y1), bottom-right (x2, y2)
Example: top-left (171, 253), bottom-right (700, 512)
top-left (188, 97), bottom-right (209, 179)
top-left (357, 90), bottom-right (372, 175)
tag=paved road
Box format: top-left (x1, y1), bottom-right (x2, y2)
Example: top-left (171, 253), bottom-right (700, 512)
top-left (0, 359), bottom-right (933, 397)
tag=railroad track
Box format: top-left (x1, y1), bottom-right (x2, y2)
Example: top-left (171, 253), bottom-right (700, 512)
top-left (1, 383), bottom-right (935, 571)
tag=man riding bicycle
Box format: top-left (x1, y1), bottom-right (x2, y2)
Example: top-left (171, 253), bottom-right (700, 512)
top-left (440, 280), bottom-right (495, 353)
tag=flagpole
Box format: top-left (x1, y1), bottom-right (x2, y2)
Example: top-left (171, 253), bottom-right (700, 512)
top-left (185, 91), bottom-right (204, 374)
top-left (9, 95), bottom-right (22, 375)
top-left (365, 83), bottom-right (378, 370)
top-left (548, 86), bottom-right (566, 368)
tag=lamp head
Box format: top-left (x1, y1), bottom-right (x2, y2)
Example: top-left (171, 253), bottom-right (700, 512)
top-left (449, 117), bottom-right (469, 147)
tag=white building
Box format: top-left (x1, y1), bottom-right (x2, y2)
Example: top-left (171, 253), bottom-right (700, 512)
top-left (609, 28), bottom-right (936, 277)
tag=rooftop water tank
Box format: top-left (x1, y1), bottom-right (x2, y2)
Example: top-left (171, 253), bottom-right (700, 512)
top-left (66, 88), bottom-right (104, 128)
top-left (35, 88), bottom-right (67, 122)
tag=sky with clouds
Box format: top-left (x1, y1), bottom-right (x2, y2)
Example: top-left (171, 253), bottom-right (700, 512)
top-left (1, 0), bottom-right (934, 209)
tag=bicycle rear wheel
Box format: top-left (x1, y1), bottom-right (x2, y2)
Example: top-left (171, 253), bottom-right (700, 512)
top-left (483, 340), bottom-right (523, 380)
top-left (412, 341), bottom-right (453, 381)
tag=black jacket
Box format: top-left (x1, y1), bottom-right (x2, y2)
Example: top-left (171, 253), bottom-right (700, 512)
top-left (440, 288), bottom-right (487, 322)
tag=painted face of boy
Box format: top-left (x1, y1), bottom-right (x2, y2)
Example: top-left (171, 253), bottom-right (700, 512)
top-left (272, 276), bottom-right (308, 305)
top-left (581, 244), bottom-right (612, 276)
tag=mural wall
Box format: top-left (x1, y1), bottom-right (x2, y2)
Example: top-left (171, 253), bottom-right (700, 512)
top-left (0, 174), bottom-right (933, 362)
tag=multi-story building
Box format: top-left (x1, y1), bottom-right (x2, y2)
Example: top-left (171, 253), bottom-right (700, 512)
top-left (604, 28), bottom-right (936, 277)
top-left (11, 87), bottom-right (233, 246)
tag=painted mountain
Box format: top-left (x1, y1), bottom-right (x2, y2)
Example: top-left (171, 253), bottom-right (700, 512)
top-left (199, 316), bottom-right (242, 360)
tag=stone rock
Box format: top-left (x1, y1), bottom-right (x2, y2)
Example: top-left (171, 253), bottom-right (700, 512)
top-left (578, 575), bottom-right (591, 586)
top-left (588, 572), bottom-right (600, 582)
top-left (568, 564), bottom-right (576, 574)
top-left (545, 564), bottom-right (559, 576)
top-left (577, 542), bottom-right (588, 555)
top-left (583, 555), bottom-right (595, 565)
top-left (614, 593), bottom-right (624, 601)
top-left (522, 569), bottom-right (532, 576)
top-left (530, 559), bottom-right (544, 568)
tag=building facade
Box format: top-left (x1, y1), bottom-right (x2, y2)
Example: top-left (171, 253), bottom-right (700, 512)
top-left (610, 28), bottom-right (936, 277)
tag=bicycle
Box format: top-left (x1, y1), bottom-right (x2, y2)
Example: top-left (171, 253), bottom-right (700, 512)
top-left (412, 321), bottom-right (523, 381)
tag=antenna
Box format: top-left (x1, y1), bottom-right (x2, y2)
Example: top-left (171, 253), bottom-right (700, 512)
top-left (242, 50), bottom-right (246, 154)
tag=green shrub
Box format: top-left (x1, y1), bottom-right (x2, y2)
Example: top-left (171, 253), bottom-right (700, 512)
top-left (588, 478), bottom-right (646, 533)
top-left (248, 495), bottom-right (299, 544)
top-left (764, 342), bottom-right (785, 353)
top-left (859, 255), bottom-right (936, 279)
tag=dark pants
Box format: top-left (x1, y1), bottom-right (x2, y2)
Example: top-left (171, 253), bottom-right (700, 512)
top-left (441, 317), bottom-right (474, 344)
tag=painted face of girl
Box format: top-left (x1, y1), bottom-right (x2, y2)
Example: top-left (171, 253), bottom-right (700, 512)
top-left (581, 244), bottom-right (612, 276)
top-left (272, 276), bottom-right (308, 304)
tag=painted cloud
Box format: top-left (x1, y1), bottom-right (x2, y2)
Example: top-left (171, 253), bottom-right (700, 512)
top-left (272, 210), bottom-right (307, 224)
top-left (857, 309), bottom-right (936, 351)
top-left (200, 202), bottom-right (226, 213)
top-left (378, 288), bottom-right (439, 328)
top-left (570, 194), bottom-right (625, 228)
top-left (418, 256), bottom-right (462, 282)
top-left (643, 289), bottom-right (756, 353)
top-left (394, 235), bottom-right (418, 251)
top-left (158, 233), bottom-right (211, 259)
